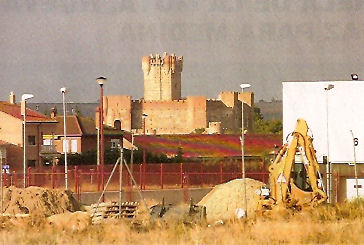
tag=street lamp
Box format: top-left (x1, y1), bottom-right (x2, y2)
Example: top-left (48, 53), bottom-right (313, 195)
top-left (240, 83), bottom-right (251, 218)
top-left (142, 113), bottom-right (148, 190)
top-left (96, 76), bottom-right (107, 195)
top-left (21, 93), bottom-right (34, 188)
top-left (351, 74), bottom-right (359, 80)
top-left (324, 84), bottom-right (334, 203)
top-left (60, 87), bottom-right (68, 190)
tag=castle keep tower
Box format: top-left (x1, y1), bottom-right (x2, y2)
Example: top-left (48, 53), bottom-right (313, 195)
top-left (142, 52), bottom-right (183, 101)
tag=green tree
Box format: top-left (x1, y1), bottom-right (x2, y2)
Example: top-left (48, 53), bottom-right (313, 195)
top-left (253, 106), bottom-right (282, 134)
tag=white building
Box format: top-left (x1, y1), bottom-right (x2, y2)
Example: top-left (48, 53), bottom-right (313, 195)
top-left (283, 80), bottom-right (364, 164)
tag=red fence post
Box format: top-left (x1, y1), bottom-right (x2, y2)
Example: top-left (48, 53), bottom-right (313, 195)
top-left (160, 163), bottom-right (163, 189)
top-left (77, 169), bottom-right (81, 201)
top-left (143, 163), bottom-right (146, 190)
top-left (74, 166), bottom-right (78, 194)
top-left (96, 165), bottom-right (100, 191)
top-left (180, 162), bottom-right (183, 188)
top-left (261, 159), bottom-right (266, 183)
top-left (200, 163), bottom-right (203, 186)
top-left (219, 161), bottom-right (223, 184)
top-left (51, 166), bottom-right (55, 189)
top-left (27, 167), bottom-right (31, 187)
top-left (12, 171), bottom-right (17, 187)
top-left (139, 164), bottom-right (142, 190)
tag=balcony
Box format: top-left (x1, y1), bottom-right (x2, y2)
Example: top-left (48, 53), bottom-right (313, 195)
top-left (39, 145), bottom-right (59, 157)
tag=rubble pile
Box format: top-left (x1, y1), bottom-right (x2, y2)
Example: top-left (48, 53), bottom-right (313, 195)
top-left (2, 186), bottom-right (81, 216)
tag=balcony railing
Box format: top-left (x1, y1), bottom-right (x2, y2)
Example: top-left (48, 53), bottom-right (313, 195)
top-left (40, 145), bottom-right (58, 154)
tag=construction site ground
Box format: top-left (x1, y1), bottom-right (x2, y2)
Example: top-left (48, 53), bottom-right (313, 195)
top-left (78, 187), bottom-right (212, 205)
top-left (0, 179), bottom-right (362, 244)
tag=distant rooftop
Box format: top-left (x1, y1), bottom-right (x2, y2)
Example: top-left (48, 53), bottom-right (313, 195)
top-left (0, 101), bottom-right (56, 123)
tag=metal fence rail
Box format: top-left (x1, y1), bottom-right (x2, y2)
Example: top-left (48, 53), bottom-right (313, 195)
top-left (2, 161), bottom-right (268, 200)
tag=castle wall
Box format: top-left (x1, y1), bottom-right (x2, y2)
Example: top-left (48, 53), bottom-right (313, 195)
top-left (103, 95), bottom-right (132, 131)
top-left (238, 92), bottom-right (254, 108)
top-left (132, 100), bottom-right (189, 134)
top-left (206, 100), bottom-right (239, 132)
top-left (129, 96), bottom-right (206, 134)
top-left (187, 96), bottom-right (207, 131)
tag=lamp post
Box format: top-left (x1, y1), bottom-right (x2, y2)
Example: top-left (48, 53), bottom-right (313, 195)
top-left (60, 87), bottom-right (68, 190)
top-left (350, 130), bottom-right (359, 198)
top-left (21, 93), bottom-right (34, 188)
top-left (96, 77), bottom-right (107, 196)
top-left (240, 83), bottom-right (251, 218)
top-left (142, 113), bottom-right (148, 190)
top-left (324, 84), bottom-right (334, 203)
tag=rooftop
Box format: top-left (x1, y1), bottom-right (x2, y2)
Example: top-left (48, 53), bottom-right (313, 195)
top-left (0, 101), bottom-right (56, 123)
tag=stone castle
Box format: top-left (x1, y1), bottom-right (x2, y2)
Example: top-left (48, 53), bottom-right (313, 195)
top-left (101, 52), bottom-right (254, 135)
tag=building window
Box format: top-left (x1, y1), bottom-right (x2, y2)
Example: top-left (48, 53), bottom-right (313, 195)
top-left (43, 139), bottom-right (51, 146)
top-left (28, 160), bottom-right (36, 167)
top-left (114, 120), bottom-right (121, 130)
top-left (111, 139), bottom-right (120, 149)
top-left (62, 139), bottom-right (69, 153)
top-left (28, 136), bottom-right (36, 145)
top-left (71, 139), bottom-right (78, 153)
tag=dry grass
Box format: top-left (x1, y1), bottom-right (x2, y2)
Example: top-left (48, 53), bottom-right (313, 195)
top-left (0, 199), bottom-right (364, 244)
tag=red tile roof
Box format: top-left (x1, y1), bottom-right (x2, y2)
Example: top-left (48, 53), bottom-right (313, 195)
top-left (78, 117), bottom-right (123, 136)
top-left (54, 115), bottom-right (82, 136)
top-left (0, 102), bottom-right (56, 123)
top-left (127, 134), bottom-right (282, 158)
top-left (0, 140), bottom-right (10, 145)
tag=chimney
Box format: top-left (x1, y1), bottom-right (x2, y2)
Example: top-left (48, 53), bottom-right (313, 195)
top-left (50, 107), bottom-right (56, 119)
top-left (9, 92), bottom-right (15, 104)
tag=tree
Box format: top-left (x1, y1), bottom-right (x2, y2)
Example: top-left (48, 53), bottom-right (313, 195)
top-left (253, 106), bottom-right (282, 134)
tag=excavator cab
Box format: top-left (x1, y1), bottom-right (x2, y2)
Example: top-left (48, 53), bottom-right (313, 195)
top-left (258, 119), bottom-right (327, 212)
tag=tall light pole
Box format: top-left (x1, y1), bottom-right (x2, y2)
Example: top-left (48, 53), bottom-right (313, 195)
top-left (324, 84), bottom-right (334, 203)
top-left (142, 113), bottom-right (148, 190)
top-left (60, 87), bottom-right (68, 190)
top-left (96, 76), bottom-right (107, 196)
top-left (350, 130), bottom-right (359, 198)
top-left (21, 93), bottom-right (34, 188)
top-left (240, 83), bottom-right (251, 218)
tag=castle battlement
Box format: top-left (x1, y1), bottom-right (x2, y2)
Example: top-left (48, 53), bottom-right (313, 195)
top-left (133, 99), bottom-right (188, 105)
top-left (142, 52), bottom-right (183, 74)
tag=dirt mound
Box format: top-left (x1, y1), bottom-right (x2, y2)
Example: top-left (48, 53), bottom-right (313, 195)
top-left (2, 186), bottom-right (81, 217)
top-left (198, 178), bottom-right (264, 222)
top-left (48, 211), bottom-right (90, 231)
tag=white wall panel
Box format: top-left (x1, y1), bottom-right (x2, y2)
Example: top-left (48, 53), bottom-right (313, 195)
top-left (283, 81), bottom-right (364, 163)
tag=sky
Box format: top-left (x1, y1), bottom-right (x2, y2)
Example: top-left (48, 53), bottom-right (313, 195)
top-left (0, 0), bottom-right (363, 102)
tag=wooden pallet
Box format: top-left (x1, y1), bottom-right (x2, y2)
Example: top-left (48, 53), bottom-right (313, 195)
top-left (90, 201), bottom-right (139, 224)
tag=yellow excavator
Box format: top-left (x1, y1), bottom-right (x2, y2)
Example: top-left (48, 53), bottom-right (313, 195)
top-left (258, 118), bottom-right (327, 211)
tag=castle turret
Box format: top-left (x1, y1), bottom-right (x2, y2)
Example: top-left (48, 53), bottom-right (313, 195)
top-left (142, 52), bottom-right (183, 101)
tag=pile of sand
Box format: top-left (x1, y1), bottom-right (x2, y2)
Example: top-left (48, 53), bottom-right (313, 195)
top-left (48, 211), bottom-right (90, 231)
top-left (198, 178), bottom-right (264, 222)
top-left (1, 186), bottom-right (80, 217)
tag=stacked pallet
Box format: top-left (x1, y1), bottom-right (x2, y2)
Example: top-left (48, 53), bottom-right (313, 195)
top-left (90, 201), bottom-right (139, 224)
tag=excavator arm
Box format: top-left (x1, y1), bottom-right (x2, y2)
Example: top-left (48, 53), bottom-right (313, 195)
top-left (260, 119), bottom-right (327, 211)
